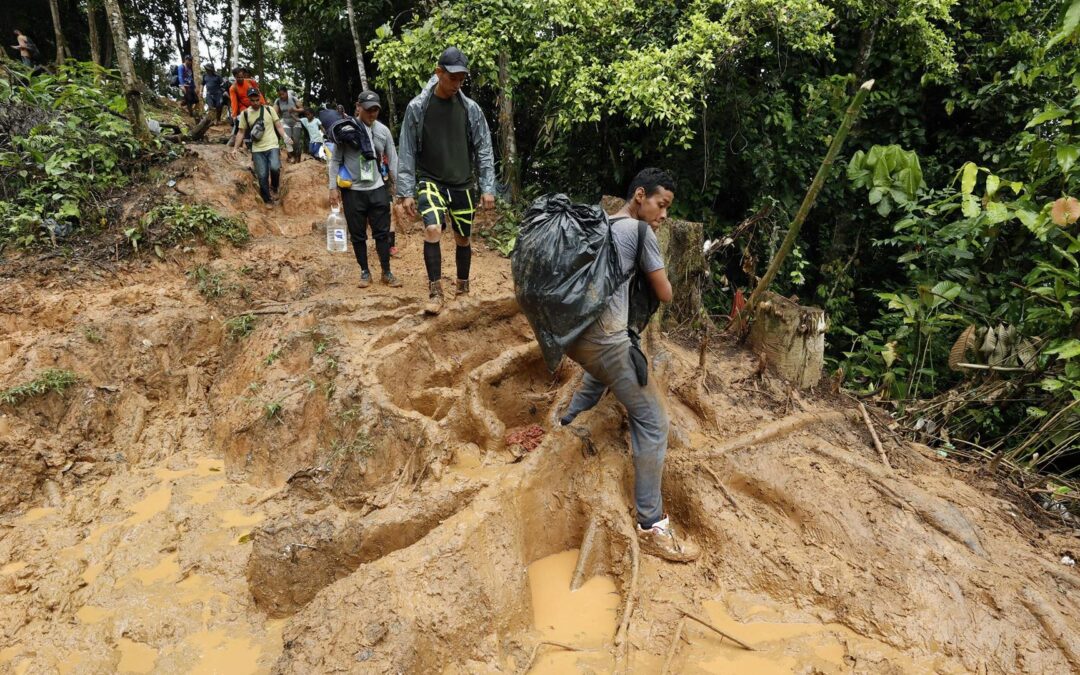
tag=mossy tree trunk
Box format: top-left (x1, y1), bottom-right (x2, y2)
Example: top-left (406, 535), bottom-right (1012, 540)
top-left (102, 0), bottom-right (150, 141)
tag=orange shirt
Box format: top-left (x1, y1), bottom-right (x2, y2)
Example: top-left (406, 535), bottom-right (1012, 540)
top-left (229, 78), bottom-right (266, 117)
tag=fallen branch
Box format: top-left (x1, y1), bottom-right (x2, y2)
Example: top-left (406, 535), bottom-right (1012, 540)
top-left (858, 402), bottom-right (893, 471)
top-left (517, 640), bottom-right (592, 675)
top-left (678, 607), bottom-right (756, 651)
top-left (660, 617), bottom-right (687, 675)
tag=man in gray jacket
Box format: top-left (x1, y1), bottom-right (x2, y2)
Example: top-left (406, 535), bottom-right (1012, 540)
top-left (329, 91), bottom-right (402, 288)
top-left (397, 47), bottom-right (496, 315)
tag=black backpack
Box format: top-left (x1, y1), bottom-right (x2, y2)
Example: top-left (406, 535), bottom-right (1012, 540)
top-left (169, 65), bottom-right (180, 87)
top-left (24, 36), bottom-right (40, 62)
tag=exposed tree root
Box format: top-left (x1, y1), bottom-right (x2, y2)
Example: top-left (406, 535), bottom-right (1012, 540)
top-left (698, 464), bottom-right (742, 515)
top-left (809, 440), bottom-right (987, 557)
top-left (660, 617), bottom-right (687, 675)
top-left (459, 341), bottom-right (542, 452)
top-left (678, 607), bottom-right (756, 651)
top-left (517, 640), bottom-right (592, 675)
top-left (570, 517), bottom-right (600, 591)
top-left (683, 409), bottom-right (856, 461)
top-left (1020, 588), bottom-right (1080, 671)
top-left (614, 518), bottom-right (641, 674)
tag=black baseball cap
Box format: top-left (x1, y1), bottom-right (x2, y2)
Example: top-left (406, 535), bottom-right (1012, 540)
top-left (438, 47), bottom-right (469, 74)
top-left (246, 86), bottom-right (260, 99)
top-left (357, 90), bottom-right (381, 110)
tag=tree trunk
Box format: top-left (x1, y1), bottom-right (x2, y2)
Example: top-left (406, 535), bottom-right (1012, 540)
top-left (88, 3), bottom-right (102, 65)
top-left (102, 0), bottom-right (150, 141)
top-left (185, 0), bottom-right (203, 111)
top-left (346, 0), bottom-right (369, 90)
top-left (748, 292), bottom-right (826, 388)
top-left (103, 17), bottom-right (113, 67)
top-left (254, 0), bottom-right (264, 83)
top-left (496, 50), bottom-right (520, 203)
top-left (229, 0), bottom-right (240, 71)
top-left (168, 5), bottom-right (188, 59)
top-left (48, 0), bottom-right (68, 65)
top-left (386, 82), bottom-right (398, 135)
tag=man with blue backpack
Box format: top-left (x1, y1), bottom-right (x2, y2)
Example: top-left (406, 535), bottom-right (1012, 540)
top-left (327, 91), bottom-right (402, 288)
top-left (175, 55), bottom-right (197, 118)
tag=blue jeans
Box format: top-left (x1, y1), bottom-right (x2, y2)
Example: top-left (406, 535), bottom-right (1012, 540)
top-left (251, 149), bottom-right (280, 203)
top-left (565, 337), bottom-right (669, 527)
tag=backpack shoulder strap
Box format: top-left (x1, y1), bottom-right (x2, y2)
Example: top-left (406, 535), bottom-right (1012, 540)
top-left (635, 220), bottom-right (648, 269)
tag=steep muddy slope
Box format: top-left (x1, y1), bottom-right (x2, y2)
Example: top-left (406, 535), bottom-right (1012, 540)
top-left (0, 144), bottom-right (1077, 674)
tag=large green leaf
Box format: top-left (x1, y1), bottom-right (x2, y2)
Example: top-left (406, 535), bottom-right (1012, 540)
top-left (961, 162), bottom-right (979, 194)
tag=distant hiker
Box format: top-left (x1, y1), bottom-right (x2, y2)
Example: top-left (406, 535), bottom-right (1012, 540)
top-left (202, 64), bottom-right (226, 123)
top-left (227, 86), bottom-right (290, 206)
top-left (178, 55), bottom-right (197, 118)
top-left (328, 91), bottom-right (402, 289)
top-left (10, 30), bottom-right (38, 67)
top-left (274, 86), bottom-right (304, 164)
top-left (300, 109), bottom-right (326, 160)
top-left (228, 67), bottom-right (265, 143)
top-left (397, 46), bottom-right (495, 315)
top-left (559, 168), bottom-right (700, 563)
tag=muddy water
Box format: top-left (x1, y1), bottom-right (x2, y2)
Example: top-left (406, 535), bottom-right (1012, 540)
top-left (0, 453), bottom-right (283, 673)
top-left (527, 549), bottom-right (619, 673)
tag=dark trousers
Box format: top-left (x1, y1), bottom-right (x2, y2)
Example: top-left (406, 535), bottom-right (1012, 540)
top-left (342, 186), bottom-right (392, 274)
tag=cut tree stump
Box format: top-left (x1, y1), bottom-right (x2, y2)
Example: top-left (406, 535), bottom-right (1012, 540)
top-left (601, 195), bottom-right (705, 328)
top-left (748, 292), bottom-right (826, 388)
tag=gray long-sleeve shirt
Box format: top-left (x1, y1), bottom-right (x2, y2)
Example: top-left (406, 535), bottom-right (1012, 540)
top-left (327, 119), bottom-right (398, 192)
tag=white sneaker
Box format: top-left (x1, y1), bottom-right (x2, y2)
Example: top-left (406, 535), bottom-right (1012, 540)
top-left (637, 515), bottom-right (701, 562)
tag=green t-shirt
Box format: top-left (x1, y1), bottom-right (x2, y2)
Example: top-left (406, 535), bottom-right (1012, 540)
top-left (417, 94), bottom-right (472, 189)
top-left (238, 104), bottom-right (281, 153)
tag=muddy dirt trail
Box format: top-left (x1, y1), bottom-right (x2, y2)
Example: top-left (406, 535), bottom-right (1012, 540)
top-left (1, 143), bottom-right (1079, 674)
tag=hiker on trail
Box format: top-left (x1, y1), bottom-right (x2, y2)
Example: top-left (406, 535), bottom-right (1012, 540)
top-left (178, 55), bottom-right (197, 118)
top-left (274, 86), bottom-right (304, 164)
top-left (229, 67), bottom-right (265, 143)
top-left (300, 109), bottom-right (326, 161)
top-left (328, 91), bottom-right (402, 289)
top-left (10, 30), bottom-right (38, 67)
top-left (202, 64), bottom-right (226, 124)
top-left (227, 86), bottom-right (291, 207)
top-left (397, 46), bottom-right (495, 316)
top-left (559, 168), bottom-right (700, 563)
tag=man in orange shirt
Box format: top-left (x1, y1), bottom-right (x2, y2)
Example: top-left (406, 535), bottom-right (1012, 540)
top-left (229, 67), bottom-right (265, 144)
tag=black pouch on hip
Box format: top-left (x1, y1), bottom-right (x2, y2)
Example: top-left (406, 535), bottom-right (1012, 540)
top-left (628, 329), bottom-right (648, 386)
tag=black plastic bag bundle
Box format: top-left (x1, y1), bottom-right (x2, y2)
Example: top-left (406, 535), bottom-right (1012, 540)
top-left (512, 194), bottom-right (621, 371)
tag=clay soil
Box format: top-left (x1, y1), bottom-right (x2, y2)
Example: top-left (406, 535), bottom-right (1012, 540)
top-left (1, 140), bottom-right (1079, 674)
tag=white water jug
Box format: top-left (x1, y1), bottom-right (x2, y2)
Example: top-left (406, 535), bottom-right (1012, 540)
top-left (326, 207), bottom-right (348, 253)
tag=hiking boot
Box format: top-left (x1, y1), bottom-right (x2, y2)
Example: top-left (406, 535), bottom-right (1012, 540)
top-left (424, 281), bottom-right (444, 315)
top-left (455, 279), bottom-right (470, 296)
top-left (390, 245), bottom-right (400, 258)
top-left (381, 271), bottom-right (403, 288)
top-left (637, 515), bottom-right (700, 563)
top-left (358, 271), bottom-right (372, 288)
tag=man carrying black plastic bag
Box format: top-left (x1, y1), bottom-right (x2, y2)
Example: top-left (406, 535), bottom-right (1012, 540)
top-left (516, 168), bottom-right (699, 563)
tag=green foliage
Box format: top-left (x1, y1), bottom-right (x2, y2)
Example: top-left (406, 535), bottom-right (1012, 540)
top-left (141, 201), bottom-right (250, 251)
top-left (837, 0), bottom-right (1080, 474)
top-left (0, 370), bottom-right (79, 406)
top-left (479, 200), bottom-right (521, 256)
top-left (188, 265), bottom-right (249, 300)
top-left (81, 325), bottom-right (105, 344)
top-left (0, 62), bottom-right (162, 249)
top-left (225, 314), bottom-right (257, 341)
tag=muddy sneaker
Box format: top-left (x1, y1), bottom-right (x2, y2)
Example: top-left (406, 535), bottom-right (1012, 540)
top-left (390, 245), bottom-right (400, 258)
top-left (381, 271), bottom-right (403, 288)
top-left (455, 279), bottom-right (470, 296)
top-left (358, 271), bottom-right (372, 288)
top-left (424, 280), bottom-right (444, 315)
top-left (638, 516), bottom-right (700, 562)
